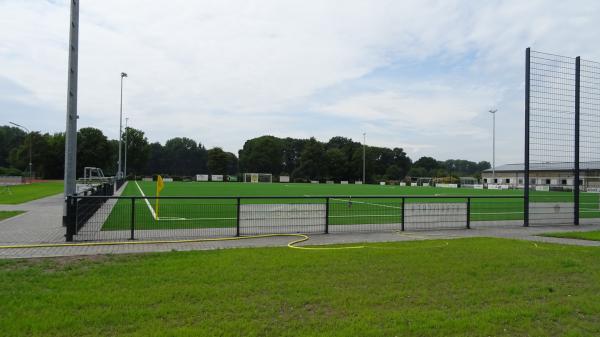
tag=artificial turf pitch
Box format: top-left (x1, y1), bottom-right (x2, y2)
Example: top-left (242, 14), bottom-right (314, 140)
top-left (1, 237), bottom-right (600, 336)
top-left (101, 181), bottom-right (600, 231)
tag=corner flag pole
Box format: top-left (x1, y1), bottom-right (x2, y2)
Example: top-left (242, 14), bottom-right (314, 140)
top-left (156, 175), bottom-right (164, 219)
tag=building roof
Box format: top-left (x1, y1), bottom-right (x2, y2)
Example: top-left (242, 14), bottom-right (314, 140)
top-left (483, 161), bottom-right (600, 173)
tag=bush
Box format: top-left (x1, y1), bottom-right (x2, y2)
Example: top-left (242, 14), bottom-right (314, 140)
top-left (0, 167), bottom-right (23, 176)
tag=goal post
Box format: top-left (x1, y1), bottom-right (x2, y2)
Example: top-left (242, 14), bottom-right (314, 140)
top-left (243, 173), bottom-right (273, 183)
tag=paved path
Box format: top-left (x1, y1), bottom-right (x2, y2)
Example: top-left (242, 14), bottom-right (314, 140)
top-left (0, 194), bottom-right (66, 245)
top-left (2, 223), bottom-right (600, 259)
top-left (0, 182), bottom-right (128, 247)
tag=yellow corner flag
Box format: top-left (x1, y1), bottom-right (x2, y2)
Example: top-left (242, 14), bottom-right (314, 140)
top-left (155, 175), bottom-right (165, 219)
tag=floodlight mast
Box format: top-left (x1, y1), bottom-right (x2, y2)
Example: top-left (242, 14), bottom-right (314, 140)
top-left (124, 117), bottom-right (128, 178)
top-left (9, 122), bottom-right (32, 182)
top-left (118, 72), bottom-right (127, 179)
top-left (64, 0), bottom-right (79, 223)
top-left (362, 132), bottom-right (366, 184)
top-left (489, 109), bottom-right (497, 181)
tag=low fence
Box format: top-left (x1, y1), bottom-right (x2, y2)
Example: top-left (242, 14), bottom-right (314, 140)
top-left (64, 181), bottom-right (115, 237)
top-left (64, 194), bottom-right (599, 242)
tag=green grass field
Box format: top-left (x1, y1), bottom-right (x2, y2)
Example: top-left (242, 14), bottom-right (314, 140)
top-left (1, 238), bottom-right (600, 336)
top-left (0, 211), bottom-right (24, 221)
top-left (101, 181), bottom-right (600, 231)
top-left (543, 230), bottom-right (600, 242)
top-left (0, 181), bottom-right (63, 204)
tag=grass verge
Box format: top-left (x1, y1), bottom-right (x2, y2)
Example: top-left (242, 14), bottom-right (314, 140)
top-left (1, 237), bottom-right (600, 336)
top-left (0, 181), bottom-right (63, 204)
top-left (0, 211), bottom-right (24, 221)
top-left (543, 230), bottom-right (600, 242)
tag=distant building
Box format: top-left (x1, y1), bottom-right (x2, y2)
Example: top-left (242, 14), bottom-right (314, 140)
top-left (481, 162), bottom-right (600, 190)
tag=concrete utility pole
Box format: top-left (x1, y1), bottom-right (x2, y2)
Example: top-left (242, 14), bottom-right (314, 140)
top-left (362, 132), bottom-right (366, 183)
top-left (124, 117), bottom-right (128, 178)
top-left (118, 72), bottom-right (127, 179)
top-left (489, 109), bottom-right (497, 182)
top-left (64, 0), bottom-right (79, 214)
top-left (9, 122), bottom-right (32, 182)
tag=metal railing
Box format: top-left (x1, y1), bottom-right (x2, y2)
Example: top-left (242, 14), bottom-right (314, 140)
top-left (63, 195), bottom-right (548, 242)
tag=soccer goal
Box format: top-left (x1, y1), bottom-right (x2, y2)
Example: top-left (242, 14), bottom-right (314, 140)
top-left (243, 173), bottom-right (273, 183)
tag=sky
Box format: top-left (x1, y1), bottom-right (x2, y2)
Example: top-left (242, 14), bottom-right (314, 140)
top-left (1, 0), bottom-right (600, 165)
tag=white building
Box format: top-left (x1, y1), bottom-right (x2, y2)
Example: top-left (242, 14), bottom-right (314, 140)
top-left (481, 162), bottom-right (600, 190)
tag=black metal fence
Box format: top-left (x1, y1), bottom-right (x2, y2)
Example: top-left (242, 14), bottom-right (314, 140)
top-left (525, 48), bottom-right (600, 226)
top-left (65, 195), bottom-right (527, 242)
top-left (65, 181), bottom-right (115, 239)
top-left (115, 178), bottom-right (125, 191)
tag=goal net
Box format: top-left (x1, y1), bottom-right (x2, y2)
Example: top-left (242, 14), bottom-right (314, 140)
top-left (243, 173), bottom-right (273, 183)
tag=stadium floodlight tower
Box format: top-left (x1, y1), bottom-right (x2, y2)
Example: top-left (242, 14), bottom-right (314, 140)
top-left (362, 132), bottom-right (366, 184)
top-left (489, 109), bottom-right (497, 182)
top-left (63, 0), bottom-right (79, 225)
top-left (9, 122), bottom-right (32, 182)
top-left (118, 72), bottom-right (128, 179)
top-left (124, 117), bottom-right (128, 178)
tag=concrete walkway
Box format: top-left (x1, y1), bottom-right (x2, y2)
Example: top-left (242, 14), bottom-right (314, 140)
top-left (1, 222), bottom-right (600, 259)
top-left (0, 193), bottom-right (66, 245)
top-left (0, 182), bottom-right (128, 247)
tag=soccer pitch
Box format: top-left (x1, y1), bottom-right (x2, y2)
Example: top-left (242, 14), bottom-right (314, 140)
top-left (100, 181), bottom-right (600, 231)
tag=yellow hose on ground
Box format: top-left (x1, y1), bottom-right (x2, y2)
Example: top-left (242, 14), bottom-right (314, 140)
top-left (0, 233), bottom-right (366, 250)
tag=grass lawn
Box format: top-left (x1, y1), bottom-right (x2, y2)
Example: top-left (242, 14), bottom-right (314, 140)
top-left (1, 238), bottom-right (600, 336)
top-left (543, 230), bottom-right (600, 242)
top-left (0, 211), bottom-right (24, 221)
top-left (101, 181), bottom-right (599, 231)
top-left (0, 181), bottom-right (63, 204)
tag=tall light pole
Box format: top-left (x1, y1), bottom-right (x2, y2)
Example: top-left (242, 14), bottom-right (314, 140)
top-left (362, 132), bottom-right (366, 184)
top-left (118, 72), bottom-right (127, 179)
top-left (9, 122), bottom-right (32, 182)
top-left (124, 117), bottom-right (128, 178)
top-left (489, 109), bottom-right (497, 182)
top-left (64, 0), bottom-right (79, 227)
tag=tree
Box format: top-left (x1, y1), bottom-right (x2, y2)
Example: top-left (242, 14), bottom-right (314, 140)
top-left (9, 132), bottom-right (50, 178)
top-left (0, 125), bottom-right (25, 168)
top-left (122, 127), bottom-right (150, 176)
top-left (145, 142), bottom-right (165, 175)
top-left (225, 152), bottom-right (239, 175)
top-left (163, 137), bottom-right (207, 176)
top-left (77, 127), bottom-right (112, 177)
top-left (43, 133), bottom-right (65, 179)
top-left (391, 148), bottom-right (411, 179)
top-left (281, 137), bottom-right (308, 174)
top-left (324, 148), bottom-right (347, 181)
top-left (385, 165), bottom-right (402, 180)
top-left (407, 166), bottom-right (427, 178)
top-left (207, 147), bottom-right (229, 175)
top-left (238, 136), bottom-right (283, 174)
top-left (293, 137), bottom-right (325, 180)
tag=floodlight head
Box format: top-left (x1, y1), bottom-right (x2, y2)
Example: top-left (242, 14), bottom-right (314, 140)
top-left (121, 72), bottom-right (128, 78)
top-left (489, 109), bottom-right (498, 114)
top-left (9, 121), bottom-right (29, 132)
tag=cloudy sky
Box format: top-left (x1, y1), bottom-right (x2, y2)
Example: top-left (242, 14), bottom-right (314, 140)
top-left (1, 0), bottom-right (599, 164)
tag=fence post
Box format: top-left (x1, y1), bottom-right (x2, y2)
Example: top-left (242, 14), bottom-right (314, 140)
top-left (466, 197), bottom-right (471, 229)
top-left (524, 47), bottom-right (530, 227)
top-left (325, 197), bottom-right (330, 234)
top-left (574, 56), bottom-right (581, 226)
top-left (130, 197), bottom-right (136, 240)
top-left (65, 196), bottom-right (76, 242)
top-left (236, 197), bottom-right (241, 237)
top-left (401, 197), bottom-right (405, 231)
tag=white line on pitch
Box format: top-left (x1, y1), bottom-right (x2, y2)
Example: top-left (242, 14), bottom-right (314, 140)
top-left (330, 198), bottom-right (402, 209)
top-left (135, 181), bottom-right (157, 220)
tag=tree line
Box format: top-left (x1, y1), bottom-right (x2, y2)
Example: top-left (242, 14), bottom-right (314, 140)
top-left (1, 125), bottom-right (489, 182)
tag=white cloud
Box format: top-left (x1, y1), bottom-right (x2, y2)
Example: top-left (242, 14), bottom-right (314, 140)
top-left (1, 0), bottom-right (600, 162)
